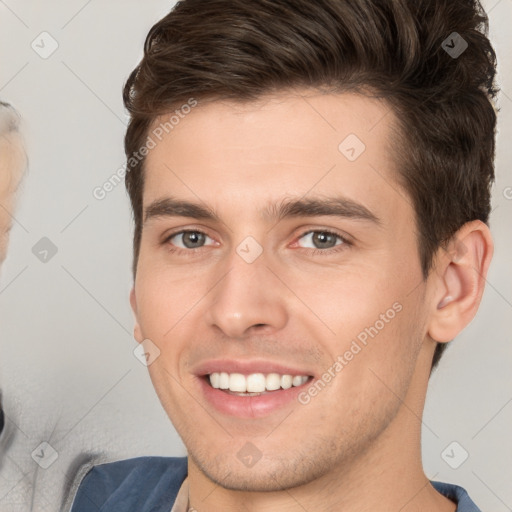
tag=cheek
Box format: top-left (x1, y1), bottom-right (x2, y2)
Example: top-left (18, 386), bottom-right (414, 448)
top-left (338, 294), bottom-right (426, 405)
top-left (135, 262), bottom-right (208, 337)
top-left (292, 260), bottom-right (424, 381)
top-left (286, 263), bottom-right (399, 335)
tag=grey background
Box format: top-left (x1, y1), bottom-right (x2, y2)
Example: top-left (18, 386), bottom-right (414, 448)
top-left (0, 1), bottom-right (510, 510)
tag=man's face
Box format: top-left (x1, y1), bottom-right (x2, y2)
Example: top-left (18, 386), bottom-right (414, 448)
top-left (131, 91), bottom-right (436, 491)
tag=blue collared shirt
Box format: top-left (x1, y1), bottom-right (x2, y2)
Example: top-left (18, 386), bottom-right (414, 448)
top-left (70, 456), bottom-right (483, 511)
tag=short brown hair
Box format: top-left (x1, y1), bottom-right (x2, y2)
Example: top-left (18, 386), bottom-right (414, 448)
top-left (123, 0), bottom-right (498, 368)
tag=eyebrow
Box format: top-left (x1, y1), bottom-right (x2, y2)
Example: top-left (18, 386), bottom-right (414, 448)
top-left (144, 198), bottom-right (220, 224)
top-left (267, 197), bottom-right (381, 225)
top-left (144, 196), bottom-right (381, 226)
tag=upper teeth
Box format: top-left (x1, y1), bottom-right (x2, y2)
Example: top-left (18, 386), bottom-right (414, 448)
top-left (209, 372), bottom-right (309, 393)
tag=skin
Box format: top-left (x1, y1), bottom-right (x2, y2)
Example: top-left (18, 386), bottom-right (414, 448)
top-left (0, 133), bottom-right (24, 265)
top-left (130, 90), bottom-right (493, 511)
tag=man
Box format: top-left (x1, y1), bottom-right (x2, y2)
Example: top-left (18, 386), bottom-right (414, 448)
top-left (71, 0), bottom-right (497, 510)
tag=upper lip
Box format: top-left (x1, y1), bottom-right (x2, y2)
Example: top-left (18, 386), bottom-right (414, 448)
top-left (194, 359), bottom-right (314, 377)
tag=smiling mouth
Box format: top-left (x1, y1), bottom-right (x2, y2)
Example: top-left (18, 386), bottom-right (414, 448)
top-left (205, 372), bottom-right (312, 396)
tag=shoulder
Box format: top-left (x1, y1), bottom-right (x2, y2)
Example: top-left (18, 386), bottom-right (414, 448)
top-left (69, 456), bottom-right (188, 512)
top-left (432, 481), bottom-right (482, 512)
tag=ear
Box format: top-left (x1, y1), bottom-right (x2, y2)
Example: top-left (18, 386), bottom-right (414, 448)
top-left (130, 287), bottom-right (144, 344)
top-left (427, 220), bottom-right (493, 343)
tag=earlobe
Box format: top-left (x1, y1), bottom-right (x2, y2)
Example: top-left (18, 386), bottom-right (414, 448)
top-left (130, 288), bottom-right (144, 344)
top-left (427, 220), bottom-right (493, 343)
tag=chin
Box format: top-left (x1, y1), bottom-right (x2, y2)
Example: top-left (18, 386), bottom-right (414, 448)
top-left (189, 449), bottom-right (332, 492)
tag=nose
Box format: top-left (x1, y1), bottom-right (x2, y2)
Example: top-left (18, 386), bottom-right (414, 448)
top-left (204, 249), bottom-right (288, 339)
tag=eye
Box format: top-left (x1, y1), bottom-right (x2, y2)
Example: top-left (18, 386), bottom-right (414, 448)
top-left (296, 230), bottom-right (346, 250)
top-left (167, 230), bottom-right (215, 249)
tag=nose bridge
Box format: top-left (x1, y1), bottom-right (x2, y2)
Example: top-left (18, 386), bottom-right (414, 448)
top-left (205, 244), bottom-right (288, 338)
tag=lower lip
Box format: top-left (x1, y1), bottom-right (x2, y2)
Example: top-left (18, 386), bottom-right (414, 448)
top-left (198, 377), bottom-right (311, 418)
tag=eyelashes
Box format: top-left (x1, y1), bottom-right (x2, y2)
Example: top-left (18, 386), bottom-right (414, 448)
top-left (294, 230), bottom-right (349, 251)
top-left (163, 229), bottom-right (352, 256)
top-left (165, 230), bottom-right (215, 250)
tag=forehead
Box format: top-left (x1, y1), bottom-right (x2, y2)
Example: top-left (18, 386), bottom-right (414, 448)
top-left (142, 91), bottom-right (408, 221)
top-left (147, 91), bottom-right (395, 159)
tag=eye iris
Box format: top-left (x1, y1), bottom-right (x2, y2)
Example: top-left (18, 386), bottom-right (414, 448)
top-left (183, 232), bottom-right (205, 248)
top-left (312, 232), bottom-right (337, 249)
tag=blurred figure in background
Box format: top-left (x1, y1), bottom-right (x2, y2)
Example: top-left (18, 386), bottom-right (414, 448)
top-left (0, 101), bottom-right (26, 443)
top-left (0, 101), bottom-right (25, 267)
